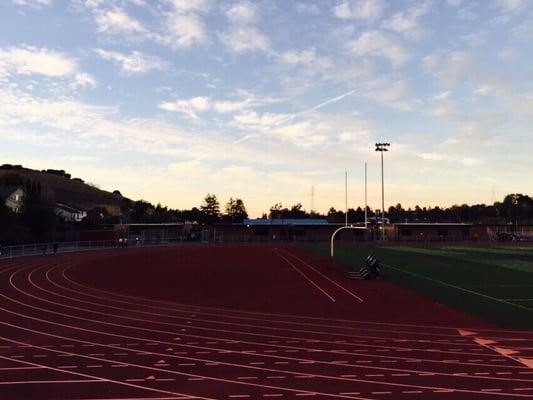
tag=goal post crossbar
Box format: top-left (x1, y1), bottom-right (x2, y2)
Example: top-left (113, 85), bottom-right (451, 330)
top-left (330, 226), bottom-right (367, 257)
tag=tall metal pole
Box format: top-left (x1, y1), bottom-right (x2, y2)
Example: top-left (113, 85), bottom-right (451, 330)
top-left (381, 150), bottom-right (385, 240)
top-left (345, 171), bottom-right (348, 227)
top-left (364, 162), bottom-right (367, 228)
top-left (375, 143), bottom-right (390, 240)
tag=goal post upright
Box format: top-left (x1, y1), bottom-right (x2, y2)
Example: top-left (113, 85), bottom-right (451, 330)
top-left (330, 164), bottom-right (368, 258)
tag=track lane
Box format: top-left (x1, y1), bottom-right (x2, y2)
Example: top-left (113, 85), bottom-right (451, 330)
top-left (1, 246), bottom-right (533, 399)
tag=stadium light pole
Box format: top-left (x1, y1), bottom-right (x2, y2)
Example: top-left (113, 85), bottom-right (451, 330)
top-left (375, 143), bottom-right (390, 240)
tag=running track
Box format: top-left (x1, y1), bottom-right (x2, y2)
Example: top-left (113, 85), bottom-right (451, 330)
top-left (0, 244), bottom-right (532, 399)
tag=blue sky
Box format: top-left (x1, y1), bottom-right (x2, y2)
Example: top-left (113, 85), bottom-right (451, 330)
top-left (1, 0), bottom-right (532, 217)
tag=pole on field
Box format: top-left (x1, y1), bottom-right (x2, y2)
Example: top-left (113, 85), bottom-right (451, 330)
top-left (330, 225), bottom-right (367, 257)
top-left (364, 162), bottom-right (368, 228)
top-left (345, 171), bottom-right (348, 227)
top-left (375, 143), bottom-right (390, 240)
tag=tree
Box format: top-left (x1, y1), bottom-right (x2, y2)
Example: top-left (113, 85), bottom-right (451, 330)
top-left (130, 200), bottom-right (154, 223)
top-left (23, 191), bottom-right (57, 241)
top-left (200, 194), bottom-right (221, 224)
top-left (224, 197), bottom-right (248, 223)
top-left (269, 203), bottom-right (283, 219)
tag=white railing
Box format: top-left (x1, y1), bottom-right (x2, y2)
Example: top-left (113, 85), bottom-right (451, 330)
top-left (0, 238), bottom-right (186, 260)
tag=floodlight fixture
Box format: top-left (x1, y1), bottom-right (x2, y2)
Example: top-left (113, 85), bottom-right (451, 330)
top-left (375, 142), bottom-right (391, 240)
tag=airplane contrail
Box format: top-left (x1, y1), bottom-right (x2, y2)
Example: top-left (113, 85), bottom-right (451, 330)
top-left (273, 88), bottom-right (358, 126)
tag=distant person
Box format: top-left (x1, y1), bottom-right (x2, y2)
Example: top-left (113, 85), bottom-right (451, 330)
top-left (42, 244), bottom-right (47, 255)
top-left (53, 243), bottom-right (59, 255)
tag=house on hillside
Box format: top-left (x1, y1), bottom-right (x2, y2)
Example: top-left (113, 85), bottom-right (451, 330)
top-left (0, 186), bottom-right (24, 213)
top-left (55, 203), bottom-right (87, 222)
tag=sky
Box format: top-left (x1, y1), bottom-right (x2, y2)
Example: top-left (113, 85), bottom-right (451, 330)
top-left (1, 0), bottom-right (532, 217)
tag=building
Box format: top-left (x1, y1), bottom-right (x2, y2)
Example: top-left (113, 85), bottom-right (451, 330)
top-left (55, 203), bottom-right (87, 222)
top-left (215, 219), bottom-right (368, 242)
top-left (0, 186), bottom-right (24, 213)
top-left (393, 223), bottom-right (472, 242)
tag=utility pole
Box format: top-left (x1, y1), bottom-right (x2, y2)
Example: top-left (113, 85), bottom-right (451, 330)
top-left (364, 162), bottom-right (367, 228)
top-left (375, 143), bottom-right (390, 240)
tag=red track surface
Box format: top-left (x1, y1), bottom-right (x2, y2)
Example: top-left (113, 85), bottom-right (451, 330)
top-left (1, 244), bottom-right (532, 399)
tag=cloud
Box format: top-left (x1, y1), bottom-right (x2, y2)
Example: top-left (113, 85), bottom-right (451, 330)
top-left (168, 160), bottom-right (206, 178)
top-left (94, 7), bottom-right (147, 35)
top-left (95, 48), bottom-right (165, 74)
top-left (159, 93), bottom-right (282, 119)
top-left (219, 26), bottom-right (270, 53)
top-left (333, 0), bottom-right (387, 21)
top-left (279, 48), bottom-right (333, 71)
top-left (345, 30), bottom-right (408, 67)
top-left (422, 51), bottom-right (475, 86)
top-left (233, 110), bottom-right (289, 127)
top-left (382, 1), bottom-right (433, 39)
top-left (225, 1), bottom-right (258, 23)
top-left (219, 1), bottom-right (271, 53)
top-left (494, 0), bottom-right (529, 13)
top-left (221, 165), bottom-right (255, 179)
top-left (166, 0), bottom-right (211, 13)
top-left (0, 45), bottom-right (77, 77)
top-left (12, 0), bottom-right (51, 7)
top-left (159, 96), bottom-right (210, 119)
top-left (162, 12), bottom-right (208, 48)
top-left (71, 73), bottom-right (97, 89)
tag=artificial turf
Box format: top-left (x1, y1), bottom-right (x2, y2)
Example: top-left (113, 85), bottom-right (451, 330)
top-left (304, 244), bottom-right (533, 329)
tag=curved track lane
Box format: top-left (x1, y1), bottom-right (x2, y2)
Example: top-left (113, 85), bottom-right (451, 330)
top-left (1, 246), bottom-right (533, 399)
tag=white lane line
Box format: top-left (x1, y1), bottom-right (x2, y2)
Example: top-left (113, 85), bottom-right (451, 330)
top-left (0, 350), bottom-right (213, 400)
top-left (43, 264), bottom-right (520, 362)
top-left (280, 250), bottom-right (364, 302)
top-left (8, 266), bottom-right (533, 398)
top-left (274, 251), bottom-right (336, 302)
top-left (0, 379), bottom-right (103, 385)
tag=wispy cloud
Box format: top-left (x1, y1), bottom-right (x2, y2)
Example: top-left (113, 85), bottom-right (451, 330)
top-left (219, 1), bottom-right (271, 53)
top-left (333, 0), bottom-right (387, 21)
top-left (94, 48), bottom-right (165, 74)
top-left (345, 30), bottom-right (409, 67)
top-left (12, 0), bottom-right (51, 7)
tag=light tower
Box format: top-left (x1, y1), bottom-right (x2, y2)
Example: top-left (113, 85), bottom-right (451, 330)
top-left (375, 142), bottom-right (390, 240)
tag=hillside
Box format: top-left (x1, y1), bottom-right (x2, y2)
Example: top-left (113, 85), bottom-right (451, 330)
top-left (0, 165), bottom-right (128, 215)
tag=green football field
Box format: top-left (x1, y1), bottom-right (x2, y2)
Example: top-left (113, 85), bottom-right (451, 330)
top-left (304, 244), bottom-right (533, 329)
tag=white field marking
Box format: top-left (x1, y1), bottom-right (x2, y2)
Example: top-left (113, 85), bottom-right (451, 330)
top-left (0, 350), bottom-right (212, 400)
top-left (466, 285), bottom-right (533, 288)
top-left (279, 249), bottom-right (363, 302)
top-left (274, 251), bottom-right (336, 302)
top-left (502, 299), bottom-right (533, 302)
top-left (384, 263), bottom-right (533, 313)
top-left (58, 264), bottom-right (529, 341)
top-left (33, 267), bottom-right (507, 364)
top-left (0, 366), bottom-right (43, 371)
top-left (0, 379), bottom-right (103, 385)
top-left (229, 396), bottom-right (250, 398)
top-left (2, 308), bottom-right (531, 400)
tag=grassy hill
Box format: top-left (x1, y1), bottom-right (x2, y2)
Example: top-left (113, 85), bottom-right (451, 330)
top-left (0, 164), bottom-right (128, 215)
